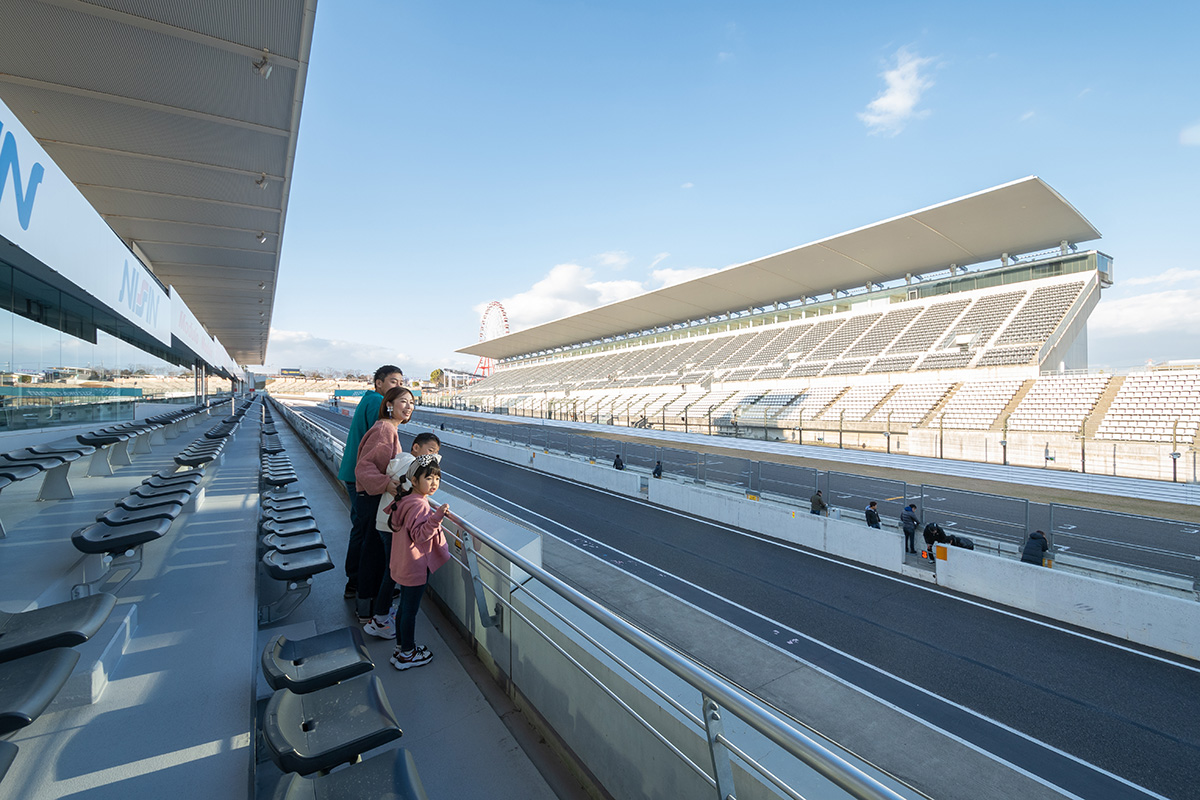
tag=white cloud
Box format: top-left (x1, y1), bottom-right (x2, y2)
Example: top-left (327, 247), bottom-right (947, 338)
top-left (480, 258), bottom-right (721, 332)
top-left (1181, 120), bottom-right (1200, 146)
top-left (858, 47), bottom-right (935, 136)
top-left (648, 252), bottom-right (670, 270)
top-left (1123, 267), bottom-right (1200, 287)
top-left (595, 251), bottom-right (631, 270)
top-left (1019, 110), bottom-right (1035, 122)
top-left (477, 263), bottom-right (647, 331)
top-left (681, 182), bottom-right (695, 189)
top-left (1090, 288), bottom-right (1200, 337)
top-left (264, 328), bottom-right (451, 379)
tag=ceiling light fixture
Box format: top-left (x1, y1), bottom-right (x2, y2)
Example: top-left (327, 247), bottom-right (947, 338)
top-left (257, 231), bottom-right (268, 244)
top-left (255, 172), bottom-right (268, 190)
top-left (252, 49), bottom-right (272, 79)
top-left (258, 281), bottom-right (266, 290)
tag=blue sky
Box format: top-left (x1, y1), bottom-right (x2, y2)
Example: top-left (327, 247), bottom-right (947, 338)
top-left (267, 0), bottom-right (1200, 377)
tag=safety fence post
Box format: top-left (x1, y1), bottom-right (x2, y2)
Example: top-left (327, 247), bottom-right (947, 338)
top-left (702, 694), bottom-right (737, 800)
top-left (460, 528), bottom-right (501, 630)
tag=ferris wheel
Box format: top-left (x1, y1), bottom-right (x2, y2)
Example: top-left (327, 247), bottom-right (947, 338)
top-left (475, 301), bottom-right (509, 378)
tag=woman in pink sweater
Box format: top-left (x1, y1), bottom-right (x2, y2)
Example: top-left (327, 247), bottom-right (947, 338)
top-left (387, 454), bottom-right (450, 670)
top-left (353, 386), bottom-right (414, 630)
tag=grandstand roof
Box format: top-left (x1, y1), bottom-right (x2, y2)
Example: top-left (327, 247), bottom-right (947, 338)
top-left (460, 177), bottom-right (1101, 360)
top-left (0, 1), bottom-right (316, 365)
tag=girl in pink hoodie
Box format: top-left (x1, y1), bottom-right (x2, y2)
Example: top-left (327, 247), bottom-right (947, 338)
top-left (386, 454), bottom-right (450, 670)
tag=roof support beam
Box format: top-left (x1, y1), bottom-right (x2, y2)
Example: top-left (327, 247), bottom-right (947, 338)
top-left (34, 0), bottom-right (303, 68)
top-left (0, 75), bottom-right (290, 138)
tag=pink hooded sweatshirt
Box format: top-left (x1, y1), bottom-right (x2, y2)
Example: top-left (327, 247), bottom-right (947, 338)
top-left (388, 492), bottom-right (450, 587)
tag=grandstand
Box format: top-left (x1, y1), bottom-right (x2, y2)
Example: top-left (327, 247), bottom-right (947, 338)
top-left (453, 178), bottom-right (1200, 480)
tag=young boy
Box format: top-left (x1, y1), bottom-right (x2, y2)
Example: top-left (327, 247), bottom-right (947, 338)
top-left (363, 432), bottom-right (441, 639)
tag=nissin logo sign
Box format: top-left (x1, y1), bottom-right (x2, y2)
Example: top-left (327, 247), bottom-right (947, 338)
top-left (0, 119), bottom-right (45, 231)
top-left (118, 260), bottom-right (160, 328)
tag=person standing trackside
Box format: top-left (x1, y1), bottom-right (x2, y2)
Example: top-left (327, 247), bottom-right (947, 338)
top-left (865, 501), bottom-right (881, 529)
top-left (1021, 530), bottom-right (1049, 565)
top-left (613, 454), bottom-right (625, 470)
top-left (337, 365), bottom-right (404, 599)
top-left (810, 490), bottom-right (827, 516)
top-left (900, 504), bottom-right (920, 554)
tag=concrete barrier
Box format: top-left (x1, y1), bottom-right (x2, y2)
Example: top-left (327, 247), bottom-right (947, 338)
top-left (935, 546), bottom-right (1200, 660)
top-left (528, 450), bottom-right (643, 497)
top-left (824, 516), bottom-right (904, 572)
top-left (647, 479), bottom-right (903, 571)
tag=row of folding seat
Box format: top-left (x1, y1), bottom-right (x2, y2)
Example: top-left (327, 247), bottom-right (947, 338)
top-left (255, 399), bottom-right (426, 799)
top-left (257, 404), bottom-right (334, 625)
top-left (0, 399), bottom-right (242, 788)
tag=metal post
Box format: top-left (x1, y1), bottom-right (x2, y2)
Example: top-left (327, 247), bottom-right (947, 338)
top-left (839, 410), bottom-right (844, 449)
top-left (460, 528), bottom-right (501, 630)
top-left (1172, 420), bottom-right (1181, 483)
top-left (702, 695), bottom-right (737, 800)
top-left (1045, 505), bottom-right (1053, 563)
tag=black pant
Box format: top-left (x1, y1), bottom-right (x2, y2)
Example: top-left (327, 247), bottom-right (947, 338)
top-left (372, 528), bottom-right (396, 620)
top-left (904, 529), bottom-right (916, 553)
top-left (343, 481), bottom-right (362, 583)
top-left (353, 491), bottom-right (385, 618)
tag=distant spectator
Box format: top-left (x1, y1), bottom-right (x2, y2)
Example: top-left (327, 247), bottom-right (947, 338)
top-left (1021, 530), bottom-right (1049, 565)
top-left (922, 522), bottom-right (949, 554)
top-left (865, 501), bottom-right (881, 529)
top-left (652, 461), bottom-right (663, 479)
top-left (613, 454), bottom-right (625, 470)
top-left (900, 505), bottom-right (920, 554)
top-left (440, 422), bottom-right (445, 431)
top-left (809, 490), bottom-right (827, 516)
top-left (337, 365), bottom-right (404, 599)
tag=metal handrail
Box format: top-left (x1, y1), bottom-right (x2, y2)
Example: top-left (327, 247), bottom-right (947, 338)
top-left (439, 504), bottom-right (906, 800)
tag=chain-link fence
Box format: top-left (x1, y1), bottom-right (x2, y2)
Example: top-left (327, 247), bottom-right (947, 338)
top-left (1047, 504), bottom-right (1200, 586)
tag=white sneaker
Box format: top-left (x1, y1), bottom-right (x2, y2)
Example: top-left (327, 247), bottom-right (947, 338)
top-left (390, 645), bottom-right (432, 670)
top-left (363, 616), bottom-right (396, 639)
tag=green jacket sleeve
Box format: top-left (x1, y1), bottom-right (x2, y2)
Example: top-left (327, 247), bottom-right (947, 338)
top-left (337, 391), bottom-right (383, 481)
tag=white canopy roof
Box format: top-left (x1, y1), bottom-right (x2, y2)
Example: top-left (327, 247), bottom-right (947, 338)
top-left (460, 177), bottom-right (1101, 360)
top-left (0, 0), bottom-right (316, 365)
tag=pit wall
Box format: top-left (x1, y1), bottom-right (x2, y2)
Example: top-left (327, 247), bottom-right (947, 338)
top-left (934, 545), bottom-right (1199, 660)
top-left (426, 424), bottom-right (1199, 662)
